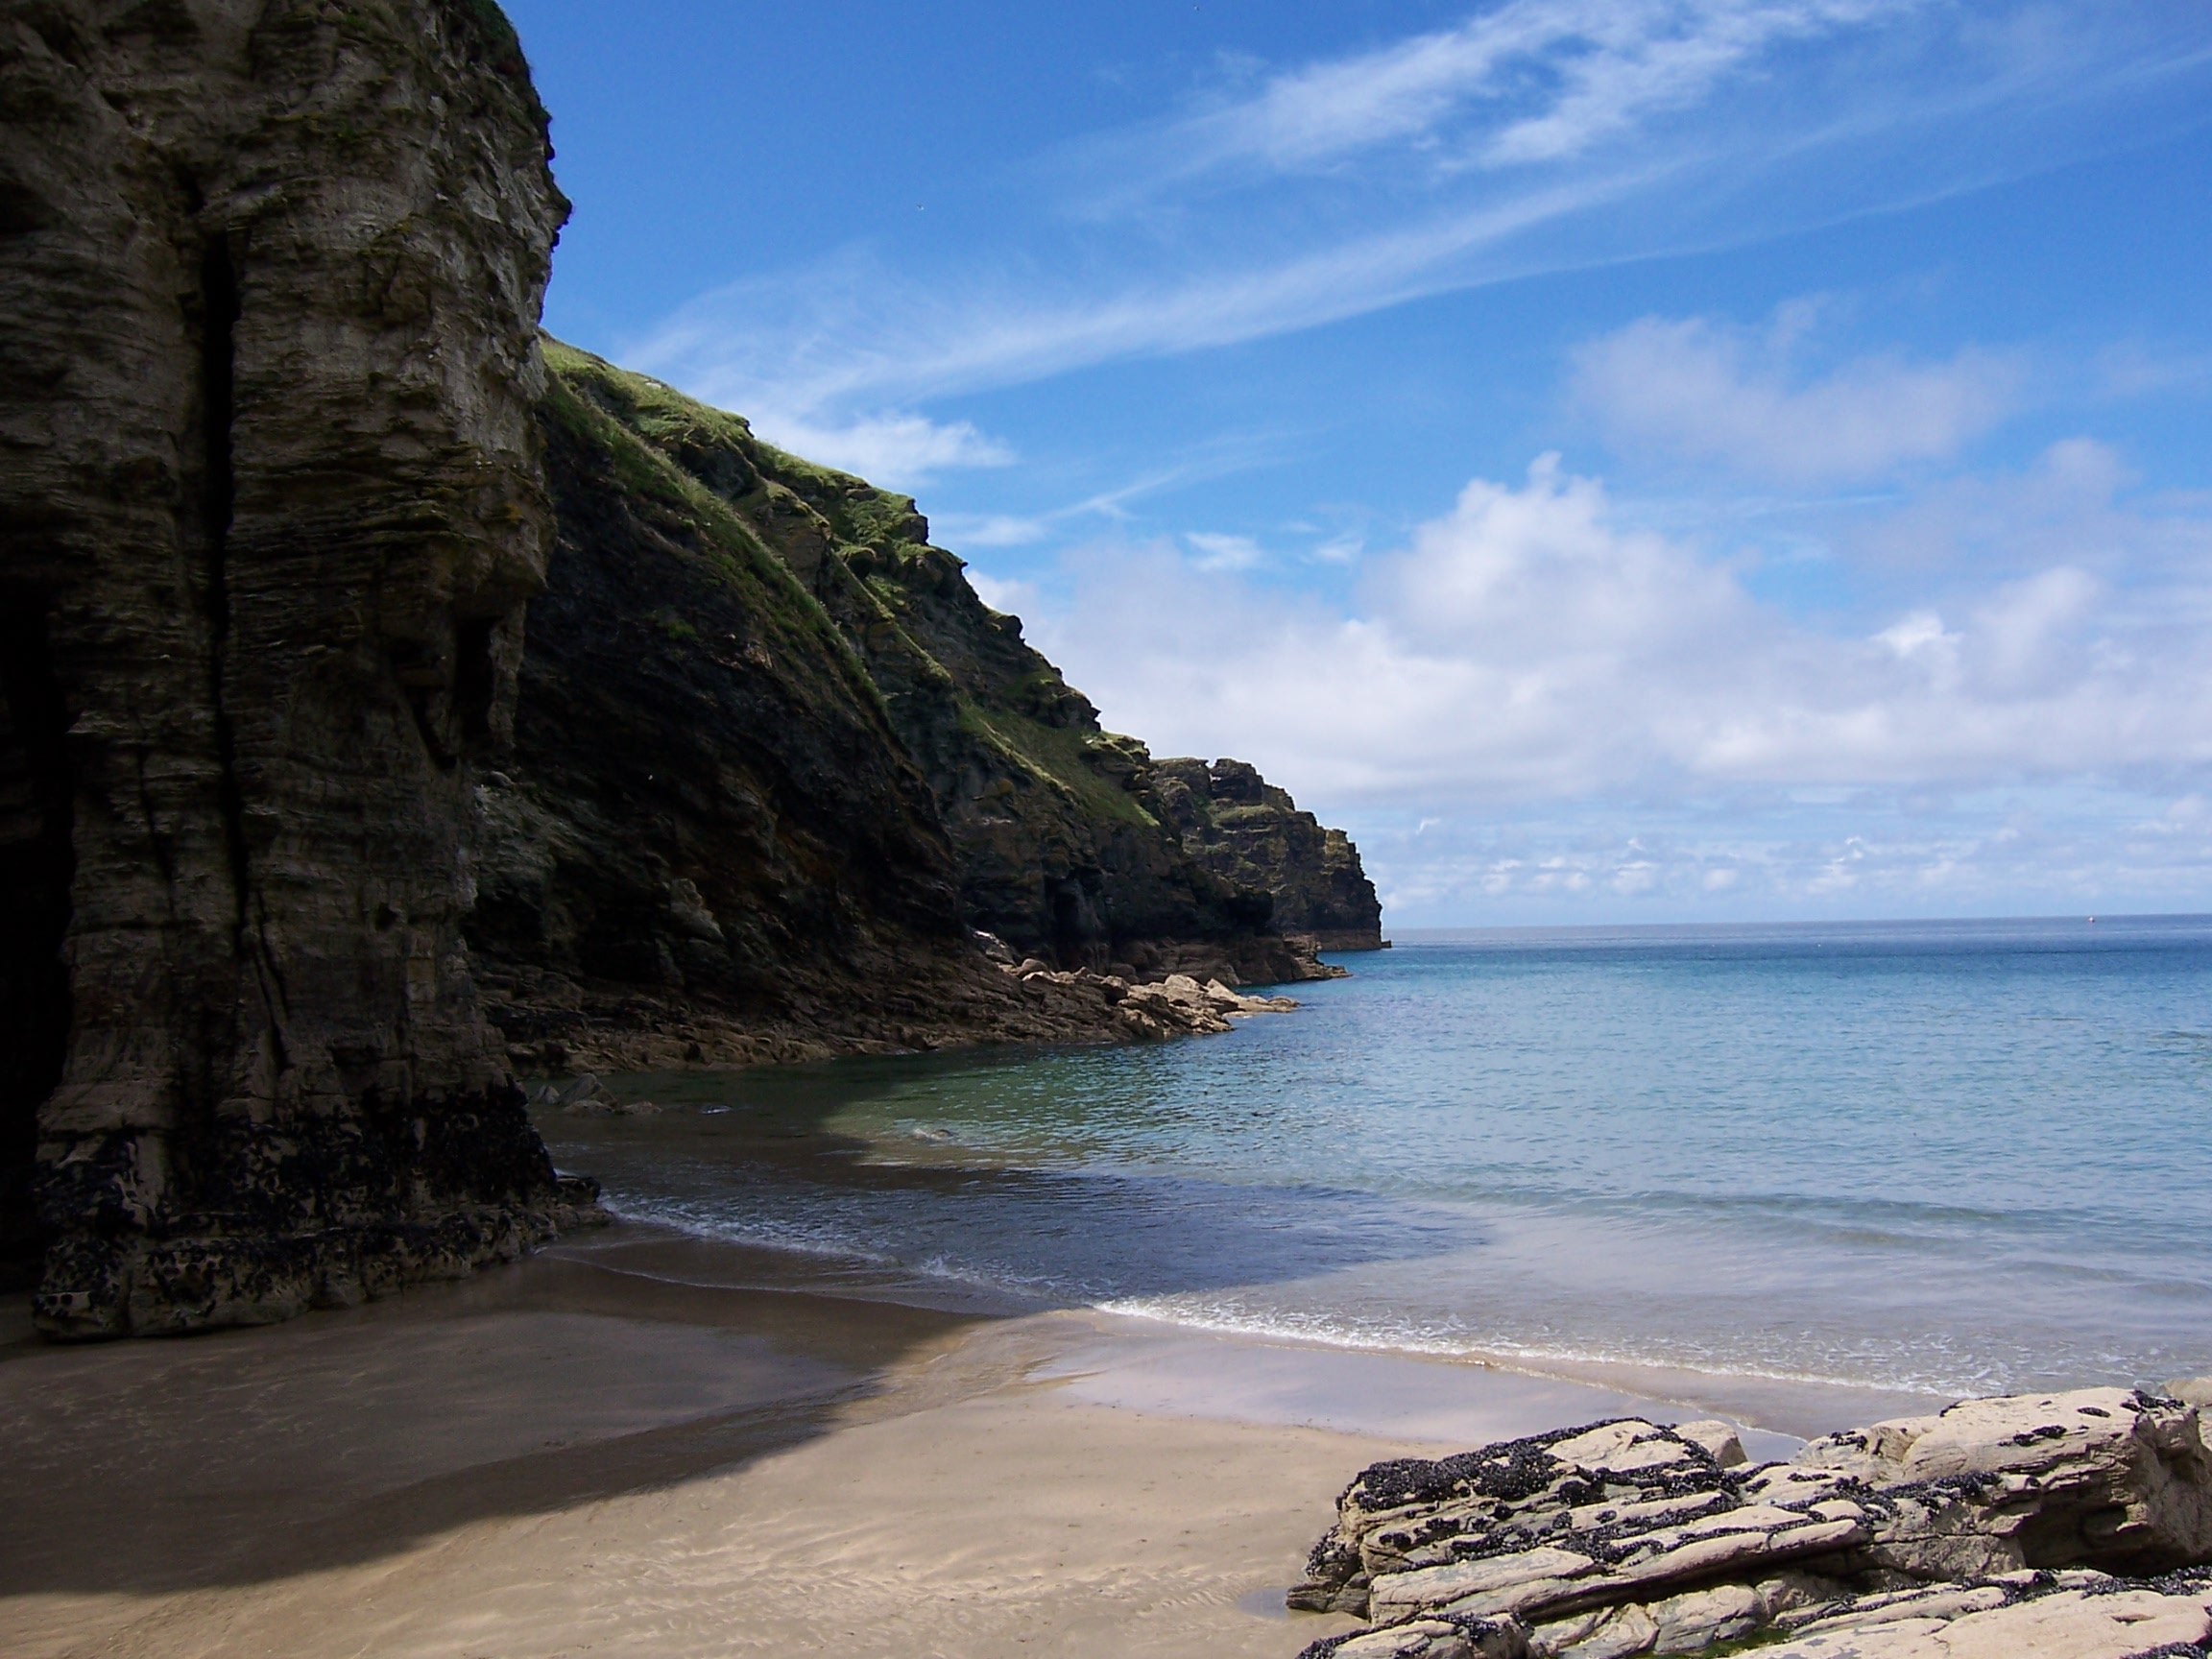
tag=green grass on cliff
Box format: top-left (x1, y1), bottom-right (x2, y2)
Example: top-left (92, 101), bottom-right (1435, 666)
top-left (542, 339), bottom-right (758, 474)
top-left (541, 335), bottom-right (1163, 838)
top-left (747, 441), bottom-right (930, 553)
top-left (538, 344), bottom-right (895, 724)
top-left (961, 700), bottom-right (1158, 830)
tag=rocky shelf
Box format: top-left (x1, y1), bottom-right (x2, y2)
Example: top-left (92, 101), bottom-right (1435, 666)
top-left (1289, 1379), bottom-right (2212, 1658)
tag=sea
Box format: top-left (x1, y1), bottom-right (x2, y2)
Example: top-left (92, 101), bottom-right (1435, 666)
top-left (542, 916), bottom-right (2212, 1404)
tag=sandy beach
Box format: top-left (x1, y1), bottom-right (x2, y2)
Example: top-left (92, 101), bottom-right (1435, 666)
top-left (0, 1222), bottom-right (1945, 1659)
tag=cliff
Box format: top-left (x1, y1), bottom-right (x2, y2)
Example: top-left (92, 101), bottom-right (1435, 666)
top-left (460, 343), bottom-right (1152, 1070)
top-left (0, 0), bottom-right (593, 1334)
top-left (1153, 758), bottom-right (1385, 950)
top-left (468, 344), bottom-right (1358, 1072)
top-left (0, 1), bottom-right (1383, 1335)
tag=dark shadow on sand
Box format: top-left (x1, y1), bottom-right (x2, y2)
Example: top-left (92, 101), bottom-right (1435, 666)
top-left (0, 1243), bottom-right (984, 1599)
top-left (0, 1041), bottom-right (1480, 1601)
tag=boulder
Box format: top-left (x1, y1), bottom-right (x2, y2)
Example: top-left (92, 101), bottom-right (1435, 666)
top-left (1793, 1386), bottom-right (2212, 1575)
top-left (1290, 1390), bottom-right (2212, 1657)
top-left (1310, 1617), bottom-right (1532, 1659)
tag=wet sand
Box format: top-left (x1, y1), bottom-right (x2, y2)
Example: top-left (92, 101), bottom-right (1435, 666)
top-left (0, 1224), bottom-right (1939, 1659)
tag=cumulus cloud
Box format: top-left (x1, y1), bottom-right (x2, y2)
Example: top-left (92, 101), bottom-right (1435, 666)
top-left (1017, 456), bottom-right (2212, 915)
top-left (1029, 447), bottom-right (2212, 810)
top-left (1571, 305), bottom-right (2025, 482)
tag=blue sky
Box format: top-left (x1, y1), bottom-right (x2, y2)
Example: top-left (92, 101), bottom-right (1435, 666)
top-left (505, 0), bottom-right (2212, 926)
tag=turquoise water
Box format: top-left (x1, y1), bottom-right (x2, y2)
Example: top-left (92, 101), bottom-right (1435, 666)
top-left (543, 916), bottom-right (2212, 1399)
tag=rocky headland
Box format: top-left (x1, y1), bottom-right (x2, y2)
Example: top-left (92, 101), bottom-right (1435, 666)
top-left (1288, 1381), bottom-right (2212, 1658)
top-left (1154, 757), bottom-right (1386, 951)
top-left (0, 2), bottom-right (1380, 1331)
top-left (467, 343), bottom-right (1361, 1074)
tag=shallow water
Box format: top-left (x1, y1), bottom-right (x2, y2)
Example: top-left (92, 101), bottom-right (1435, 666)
top-left (540, 915), bottom-right (2212, 1401)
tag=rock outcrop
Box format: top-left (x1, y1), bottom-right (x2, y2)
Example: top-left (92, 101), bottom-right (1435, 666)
top-left (462, 344), bottom-right (1179, 1070)
top-left (468, 344), bottom-right (1358, 1068)
top-left (1290, 1388), bottom-right (2212, 1658)
top-left (1153, 757), bottom-right (1385, 950)
top-left (0, 0), bottom-right (596, 1334)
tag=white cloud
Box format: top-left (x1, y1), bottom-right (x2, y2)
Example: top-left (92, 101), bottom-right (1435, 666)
top-left (633, 172), bottom-right (1646, 421)
top-left (1311, 532), bottom-right (1365, 565)
top-left (1077, 0), bottom-right (1911, 202)
top-left (1030, 445), bottom-right (2212, 812)
top-left (934, 512), bottom-right (1050, 547)
top-left (1572, 306), bottom-right (2025, 482)
top-left (2095, 340), bottom-right (2212, 400)
top-left (963, 569), bottom-right (1040, 619)
top-left (1348, 785), bottom-right (2212, 921)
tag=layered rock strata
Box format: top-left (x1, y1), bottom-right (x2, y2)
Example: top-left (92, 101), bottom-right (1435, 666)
top-left (0, 0), bottom-right (596, 1334)
top-left (1290, 1387), bottom-right (2212, 1658)
top-left (1153, 757), bottom-right (1385, 950)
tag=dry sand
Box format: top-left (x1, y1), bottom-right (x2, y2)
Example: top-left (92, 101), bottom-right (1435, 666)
top-left (0, 1225), bottom-right (1934, 1659)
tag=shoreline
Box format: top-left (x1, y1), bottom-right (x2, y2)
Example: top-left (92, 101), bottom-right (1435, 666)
top-left (524, 1207), bottom-right (1956, 1442)
top-left (2, 1220), bottom-right (1948, 1659)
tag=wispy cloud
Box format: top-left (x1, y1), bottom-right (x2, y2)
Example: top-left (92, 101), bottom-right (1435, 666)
top-left (1572, 301), bottom-right (2027, 482)
top-left (1186, 532), bottom-right (1265, 571)
top-left (630, 170), bottom-right (1648, 418)
top-left (624, 4), bottom-right (2202, 444)
top-left (1071, 0), bottom-right (1911, 203)
top-left (930, 512), bottom-right (1051, 548)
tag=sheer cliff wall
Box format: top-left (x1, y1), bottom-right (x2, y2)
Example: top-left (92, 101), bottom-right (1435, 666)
top-left (486, 348), bottom-right (1351, 1056)
top-left (0, 3), bottom-right (1382, 1335)
top-left (0, 0), bottom-right (589, 1334)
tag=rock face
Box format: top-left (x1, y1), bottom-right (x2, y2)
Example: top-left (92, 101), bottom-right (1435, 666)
top-left (1152, 757), bottom-right (1384, 950)
top-left (463, 343), bottom-right (1161, 1070)
top-left (0, 0), bottom-right (596, 1334)
top-left (468, 344), bottom-right (1356, 1068)
top-left (1290, 1388), bottom-right (2212, 1659)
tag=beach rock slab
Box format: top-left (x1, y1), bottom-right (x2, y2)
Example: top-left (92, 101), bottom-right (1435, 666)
top-left (1793, 1386), bottom-right (2212, 1575)
top-left (1305, 1616), bottom-right (1533, 1659)
top-left (1292, 1391), bottom-right (2212, 1654)
top-left (1756, 1582), bottom-right (2212, 1658)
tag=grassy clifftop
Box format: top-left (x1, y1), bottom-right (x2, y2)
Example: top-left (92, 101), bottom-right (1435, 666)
top-left (538, 341), bottom-right (1314, 970)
